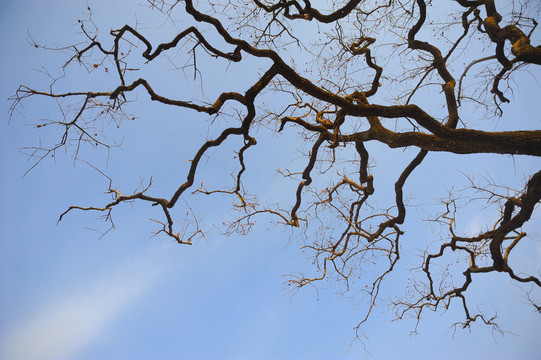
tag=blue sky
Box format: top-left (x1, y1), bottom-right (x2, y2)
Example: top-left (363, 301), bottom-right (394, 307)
top-left (1, 1), bottom-right (541, 359)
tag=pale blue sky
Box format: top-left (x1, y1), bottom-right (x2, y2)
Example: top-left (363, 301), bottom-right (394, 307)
top-left (1, 1), bottom-right (540, 359)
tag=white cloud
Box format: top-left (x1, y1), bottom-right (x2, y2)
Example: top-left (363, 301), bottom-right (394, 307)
top-left (0, 244), bottom-right (174, 360)
top-left (463, 209), bottom-right (501, 237)
top-left (464, 214), bottom-right (485, 236)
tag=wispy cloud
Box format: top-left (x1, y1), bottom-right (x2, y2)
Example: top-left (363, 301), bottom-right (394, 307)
top-left (1, 244), bottom-right (174, 360)
top-left (464, 214), bottom-right (485, 236)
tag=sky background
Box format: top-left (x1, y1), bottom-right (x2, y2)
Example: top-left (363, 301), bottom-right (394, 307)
top-left (1, 1), bottom-right (541, 359)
